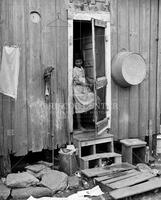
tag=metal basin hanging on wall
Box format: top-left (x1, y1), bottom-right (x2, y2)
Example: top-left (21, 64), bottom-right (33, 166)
top-left (112, 51), bottom-right (147, 87)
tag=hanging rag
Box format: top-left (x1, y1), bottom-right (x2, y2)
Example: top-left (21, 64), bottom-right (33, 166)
top-left (0, 46), bottom-right (20, 98)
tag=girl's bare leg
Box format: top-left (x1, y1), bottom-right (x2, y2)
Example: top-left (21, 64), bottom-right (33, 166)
top-left (76, 113), bottom-right (86, 130)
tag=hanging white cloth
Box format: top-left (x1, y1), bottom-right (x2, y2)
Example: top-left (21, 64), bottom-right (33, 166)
top-left (0, 46), bottom-right (20, 98)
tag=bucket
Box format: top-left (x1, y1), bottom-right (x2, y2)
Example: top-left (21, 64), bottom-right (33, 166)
top-left (59, 149), bottom-right (78, 176)
top-left (157, 134), bottom-right (161, 154)
top-left (112, 51), bottom-right (146, 87)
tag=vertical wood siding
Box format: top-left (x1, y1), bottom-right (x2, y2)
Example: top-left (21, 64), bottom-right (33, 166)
top-left (0, 0), bottom-right (160, 157)
top-left (0, 0), bottom-right (68, 156)
top-left (111, 0), bottom-right (160, 140)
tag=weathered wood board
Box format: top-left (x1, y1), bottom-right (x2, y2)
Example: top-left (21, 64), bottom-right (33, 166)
top-left (109, 177), bottom-right (161, 199)
top-left (108, 172), bottom-right (155, 189)
top-left (0, 0), bottom-right (68, 157)
top-left (94, 169), bottom-right (137, 182)
top-left (111, 0), bottom-right (160, 140)
top-left (101, 170), bottom-right (139, 185)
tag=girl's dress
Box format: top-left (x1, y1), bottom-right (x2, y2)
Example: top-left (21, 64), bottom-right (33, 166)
top-left (73, 66), bottom-right (94, 113)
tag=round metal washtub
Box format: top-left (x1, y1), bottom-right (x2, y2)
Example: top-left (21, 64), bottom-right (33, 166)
top-left (112, 51), bottom-right (146, 87)
top-left (157, 134), bottom-right (161, 154)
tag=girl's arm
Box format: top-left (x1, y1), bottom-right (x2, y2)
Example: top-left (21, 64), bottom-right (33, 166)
top-left (73, 76), bottom-right (89, 86)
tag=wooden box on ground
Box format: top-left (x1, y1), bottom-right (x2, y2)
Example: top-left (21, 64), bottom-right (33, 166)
top-left (120, 139), bottom-right (147, 164)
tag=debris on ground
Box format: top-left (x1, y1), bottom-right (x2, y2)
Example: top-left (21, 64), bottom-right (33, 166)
top-left (67, 176), bottom-right (80, 189)
top-left (81, 179), bottom-right (90, 189)
top-left (2, 156), bottom-right (161, 200)
top-left (136, 163), bottom-right (152, 172)
top-left (26, 186), bottom-right (104, 200)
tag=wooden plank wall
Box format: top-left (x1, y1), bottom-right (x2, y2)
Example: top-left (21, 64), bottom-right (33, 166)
top-left (111, 0), bottom-right (160, 140)
top-left (0, 0), bottom-right (160, 159)
top-left (0, 0), bottom-right (68, 157)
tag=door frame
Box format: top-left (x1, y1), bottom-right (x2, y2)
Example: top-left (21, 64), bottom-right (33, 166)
top-left (67, 11), bottom-right (111, 134)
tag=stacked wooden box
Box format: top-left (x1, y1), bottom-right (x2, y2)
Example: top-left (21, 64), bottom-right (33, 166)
top-left (73, 132), bottom-right (122, 169)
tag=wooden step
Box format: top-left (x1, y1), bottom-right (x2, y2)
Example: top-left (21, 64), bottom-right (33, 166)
top-left (80, 152), bottom-right (122, 169)
top-left (81, 162), bottom-right (136, 178)
top-left (73, 132), bottom-right (114, 157)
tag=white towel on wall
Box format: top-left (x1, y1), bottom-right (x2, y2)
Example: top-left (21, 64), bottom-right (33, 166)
top-left (0, 46), bottom-right (20, 98)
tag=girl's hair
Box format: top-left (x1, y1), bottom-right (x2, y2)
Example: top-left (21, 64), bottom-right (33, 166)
top-left (74, 52), bottom-right (83, 61)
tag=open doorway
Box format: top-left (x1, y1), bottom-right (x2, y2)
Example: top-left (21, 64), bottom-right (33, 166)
top-left (73, 20), bottom-right (95, 131)
top-left (73, 19), bottom-right (108, 134)
top-left (68, 15), bottom-right (111, 136)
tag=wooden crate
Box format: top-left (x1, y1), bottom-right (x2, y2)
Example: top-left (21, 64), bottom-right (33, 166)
top-left (120, 139), bottom-right (147, 164)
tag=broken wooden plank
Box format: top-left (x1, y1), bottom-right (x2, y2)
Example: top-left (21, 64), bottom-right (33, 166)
top-left (94, 169), bottom-right (137, 182)
top-left (102, 170), bottom-right (140, 185)
top-left (109, 177), bottom-right (161, 199)
top-left (108, 172), bottom-right (155, 189)
top-left (81, 162), bottom-right (136, 178)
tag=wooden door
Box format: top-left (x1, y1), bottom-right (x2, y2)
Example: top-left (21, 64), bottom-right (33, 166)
top-left (92, 19), bottom-right (109, 135)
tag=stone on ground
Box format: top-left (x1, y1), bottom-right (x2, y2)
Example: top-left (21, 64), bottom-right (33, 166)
top-left (27, 167), bottom-right (52, 179)
top-left (40, 170), bottom-right (68, 193)
top-left (25, 164), bottom-right (47, 173)
top-left (68, 176), bottom-right (80, 189)
top-left (0, 181), bottom-right (10, 200)
top-left (37, 161), bottom-right (53, 168)
top-left (6, 172), bottom-right (39, 188)
top-left (11, 186), bottom-right (52, 199)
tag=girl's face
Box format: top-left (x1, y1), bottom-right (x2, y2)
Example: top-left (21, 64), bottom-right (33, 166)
top-left (75, 59), bottom-right (83, 67)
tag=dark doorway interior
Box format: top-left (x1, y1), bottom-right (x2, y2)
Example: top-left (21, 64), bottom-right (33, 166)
top-left (73, 20), bottom-right (95, 131)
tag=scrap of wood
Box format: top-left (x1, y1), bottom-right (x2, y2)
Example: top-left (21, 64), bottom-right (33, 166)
top-left (108, 172), bottom-right (155, 189)
top-left (94, 169), bottom-right (137, 182)
top-left (109, 177), bottom-right (161, 199)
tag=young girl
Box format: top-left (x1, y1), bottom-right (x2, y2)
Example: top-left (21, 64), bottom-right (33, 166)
top-left (73, 55), bottom-right (95, 130)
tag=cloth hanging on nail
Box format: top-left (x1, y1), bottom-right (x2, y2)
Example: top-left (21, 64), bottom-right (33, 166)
top-left (0, 46), bottom-right (20, 98)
